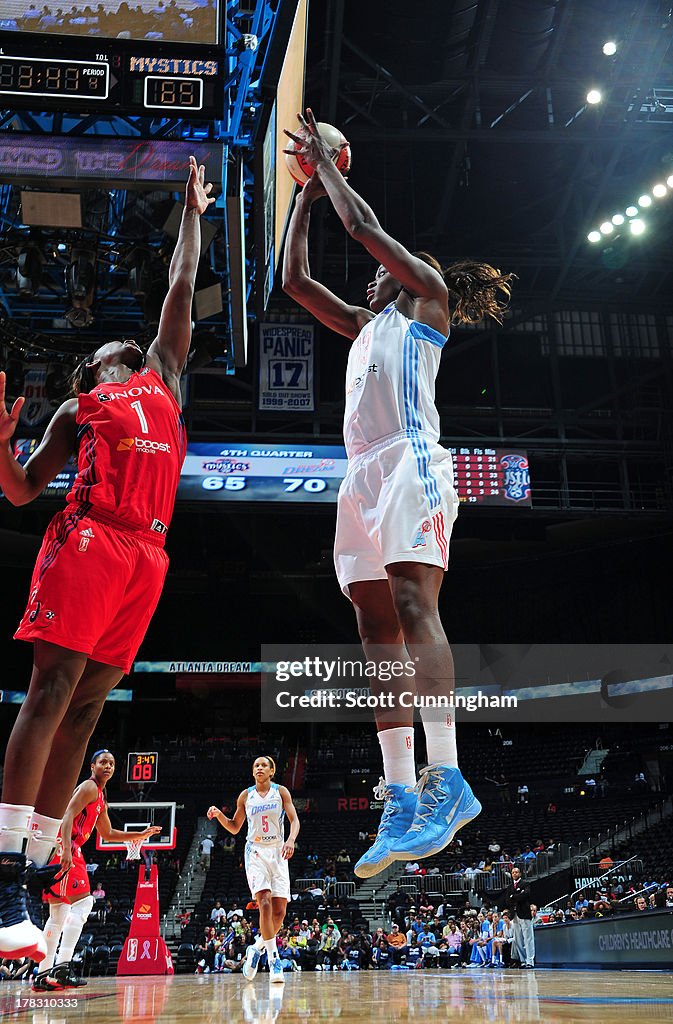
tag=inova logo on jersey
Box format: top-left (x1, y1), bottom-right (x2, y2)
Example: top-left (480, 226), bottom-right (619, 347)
top-left (117, 437), bottom-right (172, 454)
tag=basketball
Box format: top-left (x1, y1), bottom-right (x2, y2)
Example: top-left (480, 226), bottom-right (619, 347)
top-left (284, 122), bottom-right (351, 186)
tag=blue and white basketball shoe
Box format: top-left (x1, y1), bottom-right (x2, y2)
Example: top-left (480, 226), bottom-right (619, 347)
top-left (269, 957), bottom-right (285, 984)
top-left (354, 778), bottom-right (417, 878)
top-left (242, 943), bottom-right (262, 981)
top-left (389, 765), bottom-right (481, 860)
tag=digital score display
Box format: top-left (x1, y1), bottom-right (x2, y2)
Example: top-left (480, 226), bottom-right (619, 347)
top-left (8, 440), bottom-right (531, 507)
top-left (179, 443), bottom-right (532, 507)
top-left (126, 751), bottom-right (159, 785)
top-left (0, 32), bottom-right (223, 119)
top-left (0, 56), bottom-right (109, 100)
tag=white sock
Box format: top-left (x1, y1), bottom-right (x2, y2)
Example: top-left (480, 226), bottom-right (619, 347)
top-left (377, 728), bottom-right (416, 787)
top-left (0, 803), bottom-right (33, 854)
top-left (43, 903), bottom-right (69, 970)
top-left (55, 896), bottom-right (93, 967)
top-left (26, 812), bottom-right (62, 868)
top-left (264, 938), bottom-right (278, 962)
top-left (421, 710), bottom-right (458, 768)
top-left (254, 934), bottom-right (265, 950)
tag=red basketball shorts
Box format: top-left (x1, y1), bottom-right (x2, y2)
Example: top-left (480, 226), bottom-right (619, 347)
top-left (15, 505), bottom-right (168, 674)
top-left (45, 848), bottom-right (90, 904)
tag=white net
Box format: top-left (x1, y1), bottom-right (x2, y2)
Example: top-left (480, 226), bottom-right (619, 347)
top-left (124, 838), bottom-right (145, 861)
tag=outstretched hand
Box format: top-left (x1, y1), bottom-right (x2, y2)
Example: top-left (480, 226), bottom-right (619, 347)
top-left (283, 108), bottom-right (346, 170)
top-left (140, 825), bottom-right (163, 840)
top-left (185, 155), bottom-right (216, 215)
top-left (0, 371), bottom-right (24, 444)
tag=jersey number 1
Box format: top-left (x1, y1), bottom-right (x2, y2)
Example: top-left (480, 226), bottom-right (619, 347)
top-left (131, 400), bottom-right (149, 433)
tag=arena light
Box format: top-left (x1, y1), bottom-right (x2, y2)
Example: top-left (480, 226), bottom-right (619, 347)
top-left (599, 221), bottom-right (614, 234)
top-left (629, 219), bottom-right (645, 235)
top-left (652, 183), bottom-right (667, 198)
top-left (587, 230), bottom-right (602, 243)
top-left (586, 89), bottom-right (602, 105)
top-left (667, 174), bottom-right (673, 188)
top-left (638, 194), bottom-right (652, 207)
top-left (625, 205), bottom-right (638, 217)
top-left (611, 213), bottom-right (625, 225)
top-left (602, 41), bottom-right (617, 56)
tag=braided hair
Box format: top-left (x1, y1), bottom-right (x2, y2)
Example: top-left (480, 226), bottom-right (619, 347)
top-left (69, 346), bottom-right (101, 396)
top-left (415, 252), bottom-right (516, 326)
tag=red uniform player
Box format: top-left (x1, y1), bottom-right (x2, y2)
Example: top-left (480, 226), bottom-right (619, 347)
top-left (35, 749), bottom-right (160, 991)
top-left (0, 157), bottom-right (214, 962)
top-left (14, 362), bottom-right (186, 673)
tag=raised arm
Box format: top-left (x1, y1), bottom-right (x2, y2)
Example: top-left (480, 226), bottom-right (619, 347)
top-left (286, 110), bottom-right (448, 307)
top-left (95, 808), bottom-right (162, 845)
top-left (146, 155), bottom-right (215, 401)
top-left (207, 790), bottom-right (247, 835)
top-left (279, 785), bottom-right (300, 860)
top-left (282, 172), bottom-right (373, 341)
top-left (0, 371), bottom-right (77, 506)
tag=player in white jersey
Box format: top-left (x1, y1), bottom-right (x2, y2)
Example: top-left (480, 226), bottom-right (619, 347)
top-left (207, 756), bottom-right (299, 985)
top-left (283, 109), bottom-right (514, 878)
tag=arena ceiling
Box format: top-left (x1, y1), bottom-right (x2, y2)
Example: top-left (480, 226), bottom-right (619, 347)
top-left (302, 0), bottom-right (673, 313)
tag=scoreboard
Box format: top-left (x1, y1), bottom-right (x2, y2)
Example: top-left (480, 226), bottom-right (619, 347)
top-left (9, 440), bottom-right (531, 507)
top-left (0, 31), bottom-right (223, 119)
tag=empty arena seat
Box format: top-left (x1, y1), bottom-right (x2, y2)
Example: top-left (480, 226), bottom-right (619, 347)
top-left (92, 945), bottom-right (110, 976)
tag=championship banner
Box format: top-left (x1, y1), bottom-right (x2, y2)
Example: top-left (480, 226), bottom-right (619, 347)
top-left (18, 364), bottom-right (54, 427)
top-left (258, 322), bottom-right (315, 413)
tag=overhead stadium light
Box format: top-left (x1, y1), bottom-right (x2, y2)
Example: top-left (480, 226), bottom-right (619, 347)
top-left (611, 213), bottom-right (625, 225)
top-left (587, 231), bottom-right (602, 243)
top-left (667, 174), bottom-right (673, 188)
top-left (586, 89), bottom-right (602, 105)
top-left (652, 183), bottom-right (667, 198)
top-left (602, 41), bottom-right (617, 56)
top-left (629, 219), bottom-right (645, 235)
top-left (599, 221), bottom-right (614, 234)
top-left (625, 205), bottom-right (638, 217)
top-left (637, 194), bottom-right (652, 207)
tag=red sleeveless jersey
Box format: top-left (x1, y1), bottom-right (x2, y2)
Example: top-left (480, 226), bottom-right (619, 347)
top-left (67, 366), bottom-right (186, 537)
top-left (69, 782), bottom-right (106, 851)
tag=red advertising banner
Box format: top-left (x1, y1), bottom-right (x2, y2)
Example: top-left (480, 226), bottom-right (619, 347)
top-left (0, 135), bottom-right (222, 189)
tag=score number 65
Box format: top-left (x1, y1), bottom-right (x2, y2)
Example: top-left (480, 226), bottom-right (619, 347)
top-left (201, 476), bottom-right (327, 493)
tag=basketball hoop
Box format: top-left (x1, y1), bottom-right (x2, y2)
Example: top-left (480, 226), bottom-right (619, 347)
top-left (124, 837), bottom-right (145, 861)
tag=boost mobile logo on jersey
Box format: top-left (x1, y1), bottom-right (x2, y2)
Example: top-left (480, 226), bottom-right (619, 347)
top-left (117, 437), bottom-right (172, 454)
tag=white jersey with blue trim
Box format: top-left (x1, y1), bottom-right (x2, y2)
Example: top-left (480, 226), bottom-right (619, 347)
top-left (245, 783), bottom-right (285, 848)
top-left (343, 302), bottom-right (448, 460)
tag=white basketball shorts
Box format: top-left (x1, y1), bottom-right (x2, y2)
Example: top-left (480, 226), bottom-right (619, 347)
top-left (334, 431), bottom-right (459, 597)
top-left (245, 843), bottom-right (291, 900)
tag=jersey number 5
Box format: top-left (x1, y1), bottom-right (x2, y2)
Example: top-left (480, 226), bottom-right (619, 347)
top-left (131, 400), bottom-right (149, 433)
top-left (261, 815), bottom-right (269, 834)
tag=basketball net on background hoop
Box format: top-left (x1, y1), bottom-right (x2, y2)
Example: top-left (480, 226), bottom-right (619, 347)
top-left (124, 837), bottom-right (147, 861)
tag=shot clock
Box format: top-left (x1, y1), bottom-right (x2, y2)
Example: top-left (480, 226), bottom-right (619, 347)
top-left (126, 751), bottom-right (159, 786)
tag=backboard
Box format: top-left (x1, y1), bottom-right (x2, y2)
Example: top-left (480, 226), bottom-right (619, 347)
top-left (96, 801), bottom-right (176, 852)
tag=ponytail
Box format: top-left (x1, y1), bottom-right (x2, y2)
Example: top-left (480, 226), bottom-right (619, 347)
top-left (415, 252), bottom-right (516, 326)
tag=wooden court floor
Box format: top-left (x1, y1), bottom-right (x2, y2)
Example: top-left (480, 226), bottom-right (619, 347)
top-left (1, 969), bottom-right (673, 1023)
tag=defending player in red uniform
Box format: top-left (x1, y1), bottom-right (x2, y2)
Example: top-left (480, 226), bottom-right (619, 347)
top-left (0, 157), bottom-right (215, 961)
top-left (34, 749), bottom-right (160, 990)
